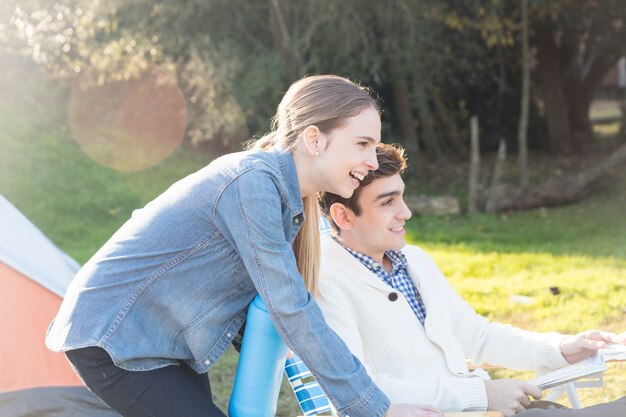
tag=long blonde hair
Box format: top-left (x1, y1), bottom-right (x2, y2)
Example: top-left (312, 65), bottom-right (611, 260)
top-left (252, 75), bottom-right (379, 294)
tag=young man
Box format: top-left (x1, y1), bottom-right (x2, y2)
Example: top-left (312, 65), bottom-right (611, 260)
top-left (316, 143), bottom-right (626, 417)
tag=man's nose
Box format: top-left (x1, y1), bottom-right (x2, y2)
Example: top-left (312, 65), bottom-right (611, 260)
top-left (399, 198), bottom-right (412, 220)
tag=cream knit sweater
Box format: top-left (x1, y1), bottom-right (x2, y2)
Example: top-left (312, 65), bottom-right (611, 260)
top-left (315, 235), bottom-right (569, 412)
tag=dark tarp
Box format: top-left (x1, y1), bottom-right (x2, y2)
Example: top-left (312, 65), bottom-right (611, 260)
top-left (0, 386), bottom-right (121, 417)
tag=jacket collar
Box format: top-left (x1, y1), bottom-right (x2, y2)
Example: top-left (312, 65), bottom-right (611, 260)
top-left (272, 148), bottom-right (304, 217)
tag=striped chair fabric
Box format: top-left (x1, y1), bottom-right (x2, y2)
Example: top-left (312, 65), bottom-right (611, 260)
top-left (284, 354), bottom-right (336, 416)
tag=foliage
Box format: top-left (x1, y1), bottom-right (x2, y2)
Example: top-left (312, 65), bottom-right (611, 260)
top-left (4, 0), bottom-right (624, 157)
top-left (529, 0), bottom-right (626, 152)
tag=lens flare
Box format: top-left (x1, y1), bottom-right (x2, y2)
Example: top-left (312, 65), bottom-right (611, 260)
top-left (68, 66), bottom-right (187, 171)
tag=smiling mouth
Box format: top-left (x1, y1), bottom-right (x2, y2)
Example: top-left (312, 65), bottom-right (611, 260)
top-left (390, 226), bottom-right (405, 232)
top-left (350, 171), bottom-right (365, 181)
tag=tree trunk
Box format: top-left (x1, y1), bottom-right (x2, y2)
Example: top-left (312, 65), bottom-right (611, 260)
top-left (483, 143), bottom-right (626, 212)
top-left (430, 86), bottom-right (467, 156)
top-left (268, 0), bottom-right (304, 81)
top-left (536, 29), bottom-right (573, 154)
top-left (389, 52), bottom-right (422, 176)
top-left (565, 54), bottom-right (622, 147)
top-left (567, 94), bottom-right (594, 146)
top-left (412, 64), bottom-right (444, 160)
top-left (517, 0), bottom-right (530, 186)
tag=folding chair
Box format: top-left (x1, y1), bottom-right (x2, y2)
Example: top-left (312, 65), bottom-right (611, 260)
top-left (284, 354), bottom-right (335, 416)
top-left (284, 356), bottom-right (502, 417)
top-left (544, 377), bottom-right (605, 409)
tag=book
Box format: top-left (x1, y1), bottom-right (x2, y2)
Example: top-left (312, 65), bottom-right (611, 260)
top-left (529, 343), bottom-right (626, 390)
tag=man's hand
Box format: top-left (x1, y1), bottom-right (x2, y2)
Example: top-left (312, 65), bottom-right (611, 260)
top-left (560, 330), bottom-right (625, 364)
top-left (484, 379), bottom-right (542, 417)
top-left (385, 404), bottom-right (443, 417)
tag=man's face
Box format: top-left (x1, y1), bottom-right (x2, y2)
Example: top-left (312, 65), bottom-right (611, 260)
top-left (340, 173), bottom-right (412, 262)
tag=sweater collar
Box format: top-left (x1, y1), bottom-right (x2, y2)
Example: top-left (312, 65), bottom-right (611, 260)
top-left (321, 235), bottom-right (394, 292)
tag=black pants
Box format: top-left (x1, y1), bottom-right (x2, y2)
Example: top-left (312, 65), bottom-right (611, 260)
top-left (66, 347), bottom-right (226, 417)
top-left (519, 397), bottom-right (626, 417)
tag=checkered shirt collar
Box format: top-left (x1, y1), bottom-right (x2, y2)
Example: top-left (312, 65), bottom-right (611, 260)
top-left (336, 239), bottom-right (408, 275)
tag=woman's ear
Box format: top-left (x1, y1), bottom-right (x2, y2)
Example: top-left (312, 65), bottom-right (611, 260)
top-left (302, 125), bottom-right (327, 156)
top-left (329, 203), bottom-right (354, 231)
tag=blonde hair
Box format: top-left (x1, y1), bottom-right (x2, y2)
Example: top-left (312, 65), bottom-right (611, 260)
top-left (251, 74), bottom-right (379, 294)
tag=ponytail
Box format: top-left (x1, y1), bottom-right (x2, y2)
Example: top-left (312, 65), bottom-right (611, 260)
top-left (292, 195), bottom-right (321, 295)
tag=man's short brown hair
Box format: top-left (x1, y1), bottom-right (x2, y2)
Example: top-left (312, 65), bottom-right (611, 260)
top-left (320, 143), bottom-right (407, 233)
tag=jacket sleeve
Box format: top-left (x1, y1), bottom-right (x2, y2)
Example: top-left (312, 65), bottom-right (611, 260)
top-left (417, 249), bottom-right (569, 375)
top-left (215, 170), bottom-right (389, 417)
top-left (316, 266), bottom-right (489, 412)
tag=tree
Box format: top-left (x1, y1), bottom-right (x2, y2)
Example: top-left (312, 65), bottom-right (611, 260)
top-left (533, 0), bottom-right (626, 153)
top-left (4, 0), bottom-right (622, 164)
top-left (518, 0), bottom-right (530, 186)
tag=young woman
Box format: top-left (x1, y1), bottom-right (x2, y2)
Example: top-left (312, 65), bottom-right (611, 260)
top-left (46, 75), bottom-right (442, 417)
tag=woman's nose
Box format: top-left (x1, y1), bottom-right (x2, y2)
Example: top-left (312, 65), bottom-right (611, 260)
top-left (366, 147), bottom-right (379, 171)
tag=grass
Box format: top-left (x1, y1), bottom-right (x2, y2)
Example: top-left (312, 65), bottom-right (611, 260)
top-left (590, 99), bottom-right (623, 139)
top-left (1, 69), bottom-right (625, 414)
top-left (406, 185), bottom-right (626, 407)
top-left (0, 101), bottom-right (214, 263)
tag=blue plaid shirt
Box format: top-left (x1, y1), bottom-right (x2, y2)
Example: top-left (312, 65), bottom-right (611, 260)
top-left (339, 242), bottom-right (427, 325)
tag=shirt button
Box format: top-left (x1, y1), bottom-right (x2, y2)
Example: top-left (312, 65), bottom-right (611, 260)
top-left (388, 292), bottom-right (398, 302)
top-left (294, 217), bottom-right (300, 224)
top-left (227, 332), bottom-right (232, 338)
top-left (204, 360), bottom-right (211, 365)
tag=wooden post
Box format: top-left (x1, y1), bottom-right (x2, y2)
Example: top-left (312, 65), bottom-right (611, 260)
top-left (468, 116), bottom-right (481, 213)
top-left (485, 138), bottom-right (507, 213)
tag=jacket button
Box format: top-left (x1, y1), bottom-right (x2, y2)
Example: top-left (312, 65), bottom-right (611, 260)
top-left (388, 292), bottom-right (398, 301)
top-left (294, 217), bottom-right (300, 224)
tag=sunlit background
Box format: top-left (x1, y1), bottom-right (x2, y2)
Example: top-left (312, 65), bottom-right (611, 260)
top-left (1, 1), bottom-right (625, 416)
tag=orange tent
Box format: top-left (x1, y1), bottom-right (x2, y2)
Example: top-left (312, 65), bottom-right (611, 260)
top-left (0, 262), bottom-right (82, 391)
top-left (0, 194), bottom-right (119, 416)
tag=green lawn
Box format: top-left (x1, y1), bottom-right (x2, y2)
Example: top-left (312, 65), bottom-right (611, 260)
top-left (590, 99), bottom-right (623, 138)
top-left (406, 184), bottom-right (626, 407)
top-left (1, 83), bottom-right (625, 414)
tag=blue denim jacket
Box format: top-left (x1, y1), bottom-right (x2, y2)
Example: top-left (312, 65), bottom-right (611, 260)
top-left (46, 147), bottom-right (389, 417)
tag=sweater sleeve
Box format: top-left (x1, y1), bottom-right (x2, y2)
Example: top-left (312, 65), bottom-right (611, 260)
top-left (417, 249), bottom-right (569, 375)
top-left (316, 266), bottom-right (489, 412)
top-left (364, 371), bottom-right (488, 413)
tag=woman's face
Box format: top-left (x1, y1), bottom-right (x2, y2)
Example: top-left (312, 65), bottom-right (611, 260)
top-left (316, 106), bottom-right (381, 198)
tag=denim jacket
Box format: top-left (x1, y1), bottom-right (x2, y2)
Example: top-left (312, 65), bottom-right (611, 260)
top-left (46, 147), bottom-right (389, 417)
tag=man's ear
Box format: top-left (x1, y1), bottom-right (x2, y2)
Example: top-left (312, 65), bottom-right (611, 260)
top-left (302, 125), bottom-right (327, 156)
top-left (329, 203), bottom-right (354, 231)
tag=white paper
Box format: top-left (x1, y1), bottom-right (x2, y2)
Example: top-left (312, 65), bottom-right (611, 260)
top-left (529, 343), bottom-right (626, 390)
top-left (598, 343), bottom-right (626, 361)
